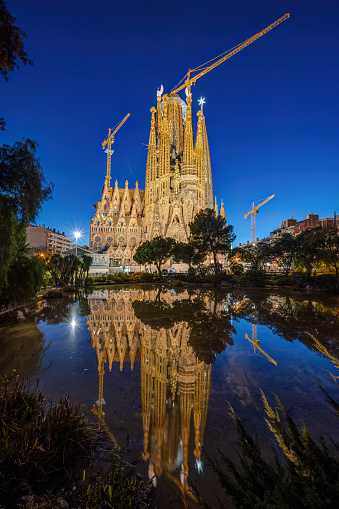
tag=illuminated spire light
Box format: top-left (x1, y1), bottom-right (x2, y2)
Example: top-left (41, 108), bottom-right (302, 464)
top-left (198, 97), bottom-right (206, 113)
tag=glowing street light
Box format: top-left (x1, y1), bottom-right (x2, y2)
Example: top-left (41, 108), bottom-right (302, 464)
top-left (74, 231), bottom-right (81, 257)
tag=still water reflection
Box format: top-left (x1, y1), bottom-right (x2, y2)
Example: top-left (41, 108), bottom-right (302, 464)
top-left (0, 287), bottom-right (338, 507)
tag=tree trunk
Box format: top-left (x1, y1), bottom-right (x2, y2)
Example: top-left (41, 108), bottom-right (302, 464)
top-left (213, 252), bottom-right (218, 276)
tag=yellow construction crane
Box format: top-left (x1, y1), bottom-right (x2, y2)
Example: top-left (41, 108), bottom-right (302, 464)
top-left (102, 113), bottom-right (130, 188)
top-left (165, 13), bottom-right (289, 97)
top-left (245, 194), bottom-right (275, 243)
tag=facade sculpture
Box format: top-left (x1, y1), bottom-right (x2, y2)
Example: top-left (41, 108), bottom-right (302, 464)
top-left (89, 92), bottom-right (225, 267)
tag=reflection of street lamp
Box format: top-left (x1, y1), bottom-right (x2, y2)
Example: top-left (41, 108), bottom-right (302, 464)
top-left (74, 231), bottom-right (81, 256)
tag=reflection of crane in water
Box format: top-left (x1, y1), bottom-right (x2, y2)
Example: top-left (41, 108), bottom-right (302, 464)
top-left (92, 359), bottom-right (120, 449)
top-left (245, 312), bottom-right (277, 366)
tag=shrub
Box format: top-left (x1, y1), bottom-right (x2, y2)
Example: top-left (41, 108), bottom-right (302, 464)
top-left (243, 269), bottom-right (267, 287)
top-left (230, 261), bottom-right (244, 276)
top-left (0, 372), bottom-right (96, 492)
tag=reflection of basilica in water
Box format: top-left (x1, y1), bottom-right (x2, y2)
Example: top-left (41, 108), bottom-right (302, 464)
top-left (86, 288), bottom-right (215, 489)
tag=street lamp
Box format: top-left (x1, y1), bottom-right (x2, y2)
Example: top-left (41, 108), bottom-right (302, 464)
top-left (74, 231), bottom-right (81, 257)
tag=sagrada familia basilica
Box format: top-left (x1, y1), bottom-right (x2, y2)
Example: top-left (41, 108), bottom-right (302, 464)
top-left (89, 90), bottom-right (225, 267)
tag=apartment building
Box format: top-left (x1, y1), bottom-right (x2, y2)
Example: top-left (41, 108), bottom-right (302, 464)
top-left (27, 224), bottom-right (73, 254)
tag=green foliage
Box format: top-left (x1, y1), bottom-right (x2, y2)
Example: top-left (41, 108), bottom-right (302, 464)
top-left (0, 372), bottom-right (96, 492)
top-left (296, 226), bottom-right (339, 281)
top-left (0, 139), bottom-right (53, 224)
top-left (0, 138), bottom-right (53, 302)
top-left (0, 0), bottom-right (33, 81)
top-left (243, 268), bottom-right (267, 287)
top-left (189, 209), bottom-right (235, 275)
top-left (81, 458), bottom-right (151, 508)
top-left (3, 253), bottom-right (47, 303)
top-left (172, 241), bottom-right (205, 267)
top-left (0, 212), bottom-right (26, 292)
top-left (271, 233), bottom-right (299, 277)
top-left (275, 276), bottom-right (295, 287)
top-left (196, 392), bottom-right (339, 509)
top-left (133, 237), bottom-right (175, 277)
top-left (0, 0), bottom-right (33, 129)
top-left (229, 260), bottom-right (244, 275)
top-left (46, 254), bottom-right (84, 287)
top-left (233, 242), bottom-right (272, 271)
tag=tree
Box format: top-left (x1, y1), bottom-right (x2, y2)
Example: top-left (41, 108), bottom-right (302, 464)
top-left (0, 139), bottom-right (53, 295)
top-left (171, 241), bottom-right (205, 269)
top-left (189, 209), bottom-right (235, 276)
top-left (133, 237), bottom-right (175, 278)
top-left (271, 233), bottom-right (299, 276)
top-left (82, 254), bottom-right (92, 279)
top-left (233, 242), bottom-right (272, 271)
top-left (0, 0), bottom-right (33, 129)
top-left (296, 226), bottom-right (339, 280)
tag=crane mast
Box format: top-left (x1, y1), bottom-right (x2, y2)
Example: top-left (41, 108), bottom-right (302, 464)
top-left (102, 113), bottom-right (130, 188)
top-left (167, 13), bottom-right (289, 97)
top-left (245, 194), bottom-right (275, 243)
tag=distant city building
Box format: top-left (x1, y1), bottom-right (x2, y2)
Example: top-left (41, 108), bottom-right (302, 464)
top-left (270, 213), bottom-right (339, 240)
top-left (26, 224), bottom-right (73, 254)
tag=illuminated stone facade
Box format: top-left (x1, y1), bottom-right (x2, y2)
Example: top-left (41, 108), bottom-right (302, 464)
top-left (89, 93), bottom-right (225, 265)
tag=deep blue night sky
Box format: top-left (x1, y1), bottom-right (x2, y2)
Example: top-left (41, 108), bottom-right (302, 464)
top-left (2, 0), bottom-right (338, 246)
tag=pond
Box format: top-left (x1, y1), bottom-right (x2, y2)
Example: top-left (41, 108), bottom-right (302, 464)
top-left (1, 287), bottom-right (339, 508)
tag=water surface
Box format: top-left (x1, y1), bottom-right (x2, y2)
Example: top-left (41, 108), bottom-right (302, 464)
top-left (0, 287), bottom-right (338, 508)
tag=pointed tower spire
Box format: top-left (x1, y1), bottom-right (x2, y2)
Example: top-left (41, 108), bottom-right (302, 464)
top-left (145, 107), bottom-right (157, 204)
top-left (201, 112), bottom-right (214, 208)
top-left (214, 196), bottom-right (218, 215)
top-left (158, 95), bottom-right (170, 179)
top-left (220, 199), bottom-right (226, 220)
top-left (195, 110), bottom-right (205, 205)
top-left (182, 88), bottom-right (195, 175)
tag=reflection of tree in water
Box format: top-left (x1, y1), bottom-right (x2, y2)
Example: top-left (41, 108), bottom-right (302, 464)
top-left (132, 288), bottom-right (235, 364)
top-left (35, 294), bottom-right (80, 325)
top-left (228, 290), bottom-right (339, 355)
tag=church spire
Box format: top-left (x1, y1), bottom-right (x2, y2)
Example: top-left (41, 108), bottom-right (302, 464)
top-left (145, 107), bottom-right (157, 207)
top-left (182, 88), bottom-right (195, 175)
top-left (201, 112), bottom-right (214, 208)
top-left (158, 95), bottom-right (170, 178)
top-left (195, 110), bottom-right (205, 205)
top-left (220, 199), bottom-right (226, 220)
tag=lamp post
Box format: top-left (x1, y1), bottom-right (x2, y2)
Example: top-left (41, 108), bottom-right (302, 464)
top-left (74, 231), bottom-right (81, 257)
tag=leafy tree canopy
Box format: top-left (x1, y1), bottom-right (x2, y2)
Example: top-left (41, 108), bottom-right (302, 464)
top-left (271, 233), bottom-right (299, 276)
top-left (189, 208), bottom-right (235, 275)
top-left (0, 0), bottom-right (32, 81)
top-left (171, 241), bottom-right (205, 268)
top-left (232, 242), bottom-right (271, 271)
top-left (0, 138), bottom-right (53, 224)
top-left (297, 225), bottom-right (339, 279)
top-left (0, 0), bottom-right (33, 130)
top-left (133, 236), bottom-right (175, 277)
top-left (0, 139), bottom-right (53, 298)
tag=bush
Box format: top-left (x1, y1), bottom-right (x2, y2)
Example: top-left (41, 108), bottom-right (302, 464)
top-left (242, 269), bottom-right (267, 287)
top-left (313, 274), bottom-right (338, 293)
top-left (81, 456), bottom-right (151, 509)
top-left (230, 261), bottom-right (244, 276)
top-left (0, 372), bottom-right (96, 492)
top-left (275, 276), bottom-right (295, 287)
